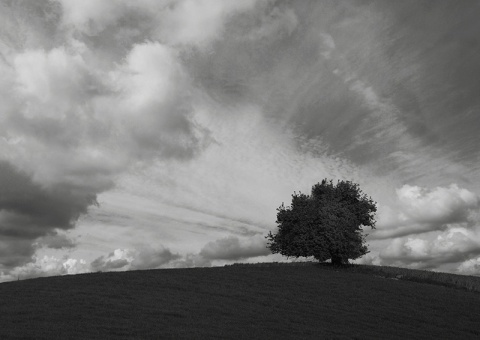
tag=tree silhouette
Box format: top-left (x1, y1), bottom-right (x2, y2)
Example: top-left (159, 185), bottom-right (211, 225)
top-left (266, 179), bottom-right (377, 265)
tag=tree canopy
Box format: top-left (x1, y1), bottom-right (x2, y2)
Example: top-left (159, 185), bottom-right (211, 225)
top-left (266, 179), bottom-right (377, 265)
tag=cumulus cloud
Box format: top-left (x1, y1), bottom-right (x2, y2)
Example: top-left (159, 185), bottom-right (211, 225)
top-left (378, 227), bottom-right (480, 270)
top-left (91, 246), bottom-right (181, 272)
top-left (1, 255), bottom-right (90, 281)
top-left (5, 38), bottom-right (208, 178)
top-left (458, 257), bottom-right (480, 276)
top-left (199, 234), bottom-right (269, 261)
top-left (91, 249), bottom-right (133, 272)
top-left (397, 184), bottom-right (479, 224)
top-left (170, 253), bottom-right (212, 269)
top-left (13, 46), bottom-right (95, 107)
top-left (130, 246), bottom-right (181, 270)
top-left (3, 42), bottom-right (118, 191)
top-left (373, 184), bottom-right (480, 239)
top-left (103, 41), bottom-right (210, 160)
top-left (361, 183), bottom-right (480, 272)
top-left (2, 0), bottom-right (232, 170)
top-left (1, 245), bottom-right (182, 281)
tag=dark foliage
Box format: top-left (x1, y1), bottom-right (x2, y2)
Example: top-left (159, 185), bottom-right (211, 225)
top-left (267, 179), bottom-right (377, 265)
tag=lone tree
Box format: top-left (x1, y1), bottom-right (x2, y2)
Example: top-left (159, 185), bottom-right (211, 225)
top-left (266, 179), bottom-right (377, 266)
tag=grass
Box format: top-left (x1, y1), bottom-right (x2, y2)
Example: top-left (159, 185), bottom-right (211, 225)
top-left (346, 263), bottom-right (480, 293)
top-left (230, 262), bottom-right (480, 293)
top-left (1, 263), bottom-right (480, 339)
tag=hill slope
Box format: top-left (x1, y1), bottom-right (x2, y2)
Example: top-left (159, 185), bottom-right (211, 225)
top-left (1, 264), bottom-right (479, 339)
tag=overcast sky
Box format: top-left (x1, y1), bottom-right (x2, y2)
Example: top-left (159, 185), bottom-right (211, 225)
top-left (1, 0), bottom-right (480, 281)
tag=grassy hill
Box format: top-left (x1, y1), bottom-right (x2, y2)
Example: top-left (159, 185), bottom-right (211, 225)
top-left (1, 263), bottom-right (480, 339)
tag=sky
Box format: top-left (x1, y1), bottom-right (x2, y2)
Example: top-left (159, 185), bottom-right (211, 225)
top-left (1, 0), bottom-right (480, 281)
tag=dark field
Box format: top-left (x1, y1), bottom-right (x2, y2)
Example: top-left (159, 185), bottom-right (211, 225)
top-left (1, 264), bottom-right (480, 339)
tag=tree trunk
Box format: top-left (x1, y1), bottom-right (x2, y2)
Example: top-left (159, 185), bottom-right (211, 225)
top-left (331, 255), bottom-right (343, 266)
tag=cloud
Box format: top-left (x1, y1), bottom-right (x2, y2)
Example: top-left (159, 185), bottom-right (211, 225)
top-left (168, 253), bottom-right (212, 269)
top-left (3, 43), bottom-right (119, 190)
top-left (458, 257), bottom-right (480, 276)
top-left (90, 246), bottom-right (181, 272)
top-left (361, 183), bottom-right (480, 272)
top-left (1, 255), bottom-right (90, 281)
top-left (2, 38), bottom-right (211, 191)
top-left (199, 235), bottom-right (269, 261)
top-left (0, 16), bottom-right (211, 275)
top-left (103, 41), bottom-right (210, 160)
top-left (130, 246), bottom-right (182, 270)
top-left (117, 104), bottom-right (364, 239)
top-left (56, 0), bottom-right (257, 48)
top-left (397, 184), bottom-right (479, 224)
top-left (373, 184), bottom-right (480, 239)
top-left (0, 0), bottom-right (62, 53)
top-left (13, 46), bottom-right (95, 107)
top-left (155, 0), bottom-right (257, 47)
top-left (91, 249), bottom-right (133, 272)
top-left (35, 232), bottom-right (77, 250)
top-left (244, 5), bottom-right (298, 41)
top-left (56, 0), bottom-right (131, 35)
top-left (0, 161), bottom-right (98, 270)
top-left (378, 227), bottom-right (480, 270)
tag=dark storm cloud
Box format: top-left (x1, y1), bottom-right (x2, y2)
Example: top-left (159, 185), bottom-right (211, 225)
top-left (0, 161), bottom-right (98, 270)
top-left (0, 238), bottom-right (37, 269)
